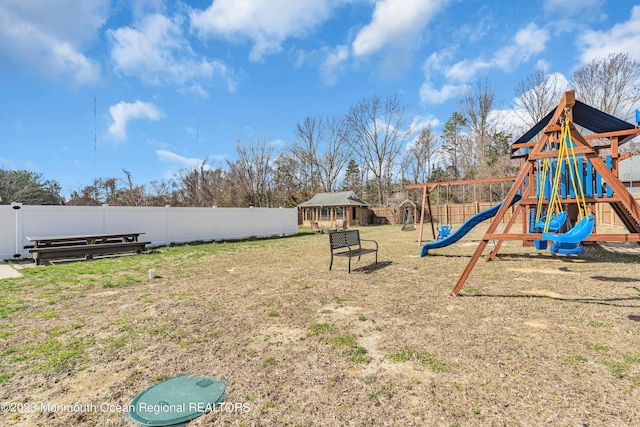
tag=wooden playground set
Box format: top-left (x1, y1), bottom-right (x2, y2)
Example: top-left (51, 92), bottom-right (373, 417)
top-left (408, 90), bottom-right (640, 296)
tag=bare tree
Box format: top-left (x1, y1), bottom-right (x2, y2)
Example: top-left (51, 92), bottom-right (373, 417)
top-left (227, 138), bottom-right (275, 207)
top-left (272, 153), bottom-right (308, 207)
top-left (440, 112), bottom-right (467, 179)
top-left (571, 53), bottom-right (640, 120)
top-left (514, 67), bottom-right (567, 128)
top-left (292, 116), bottom-right (321, 191)
top-left (148, 179), bottom-right (178, 206)
top-left (404, 123), bottom-right (438, 184)
top-left (116, 169), bottom-right (148, 206)
top-left (461, 78), bottom-right (496, 167)
top-left (287, 115), bottom-right (352, 195)
top-left (317, 116), bottom-right (351, 192)
top-left (345, 94), bottom-right (411, 206)
top-left (0, 169), bottom-right (65, 205)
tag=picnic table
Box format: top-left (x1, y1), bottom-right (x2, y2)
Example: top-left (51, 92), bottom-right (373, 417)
top-left (26, 232), bottom-right (150, 264)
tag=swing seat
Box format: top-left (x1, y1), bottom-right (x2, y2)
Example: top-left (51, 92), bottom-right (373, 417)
top-left (542, 216), bottom-right (594, 255)
top-left (534, 212), bottom-right (567, 233)
top-left (401, 223), bottom-right (416, 231)
top-left (436, 225), bottom-right (452, 240)
top-left (533, 240), bottom-right (547, 250)
top-left (549, 242), bottom-right (585, 255)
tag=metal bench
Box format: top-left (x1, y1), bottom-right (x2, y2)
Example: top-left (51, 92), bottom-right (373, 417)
top-left (328, 229), bottom-right (378, 273)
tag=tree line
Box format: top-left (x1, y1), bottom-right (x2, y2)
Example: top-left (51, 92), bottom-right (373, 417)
top-left (2, 53), bottom-right (638, 208)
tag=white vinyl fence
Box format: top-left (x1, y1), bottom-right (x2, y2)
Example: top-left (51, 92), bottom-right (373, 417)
top-left (1, 204), bottom-right (298, 259)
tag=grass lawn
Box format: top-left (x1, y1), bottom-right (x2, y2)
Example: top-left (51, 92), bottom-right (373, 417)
top-left (0, 224), bottom-right (639, 426)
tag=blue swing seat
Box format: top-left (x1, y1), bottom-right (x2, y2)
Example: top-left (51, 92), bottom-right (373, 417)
top-left (533, 212), bottom-right (567, 250)
top-left (535, 211), bottom-right (567, 233)
top-left (542, 215), bottom-right (594, 255)
top-left (436, 225), bottom-right (452, 240)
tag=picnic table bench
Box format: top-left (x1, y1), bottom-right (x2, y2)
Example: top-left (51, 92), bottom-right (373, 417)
top-left (26, 232), bottom-right (150, 265)
top-left (328, 229), bottom-right (378, 273)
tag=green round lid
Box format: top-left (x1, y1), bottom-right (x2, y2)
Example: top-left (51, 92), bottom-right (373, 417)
top-left (128, 374), bottom-right (225, 426)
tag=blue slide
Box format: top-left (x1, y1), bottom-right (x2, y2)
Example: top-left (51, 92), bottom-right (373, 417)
top-left (420, 194), bottom-right (522, 257)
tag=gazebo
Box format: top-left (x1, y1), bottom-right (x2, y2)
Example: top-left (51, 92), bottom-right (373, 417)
top-left (298, 191), bottom-right (370, 227)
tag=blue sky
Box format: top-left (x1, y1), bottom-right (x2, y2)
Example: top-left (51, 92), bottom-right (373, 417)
top-left (1, 0), bottom-right (639, 196)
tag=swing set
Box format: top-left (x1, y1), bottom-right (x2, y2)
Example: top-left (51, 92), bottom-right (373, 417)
top-left (445, 90), bottom-right (640, 295)
top-left (406, 176), bottom-right (518, 246)
top-left (533, 115), bottom-right (595, 254)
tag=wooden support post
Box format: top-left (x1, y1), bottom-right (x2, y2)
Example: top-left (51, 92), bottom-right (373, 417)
top-left (426, 191), bottom-right (436, 240)
top-left (487, 185), bottom-right (532, 261)
top-left (451, 161), bottom-right (535, 296)
top-left (418, 184), bottom-right (426, 246)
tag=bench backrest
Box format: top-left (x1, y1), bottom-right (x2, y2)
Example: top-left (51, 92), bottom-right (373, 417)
top-left (329, 230), bottom-right (360, 250)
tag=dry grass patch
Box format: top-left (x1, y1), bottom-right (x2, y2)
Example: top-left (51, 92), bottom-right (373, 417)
top-left (0, 225), bottom-right (639, 426)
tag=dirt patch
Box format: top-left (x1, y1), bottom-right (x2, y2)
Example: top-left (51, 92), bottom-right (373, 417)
top-left (0, 224), bottom-right (639, 426)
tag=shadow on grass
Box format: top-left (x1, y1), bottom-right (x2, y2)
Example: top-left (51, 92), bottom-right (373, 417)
top-left (459, 291), bottom-right (640, 308)
top-left (166, 231), bottom-right (313, 247)
top-left (352, 261), bottom-right (393, 274)
top-left (591, 275), bottom-right (640, 283)
top-left (425, 249), bottom-right (640, 265)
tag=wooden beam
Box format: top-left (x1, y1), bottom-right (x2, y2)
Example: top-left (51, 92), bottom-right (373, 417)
top-left (483, 233), bottom-right (640, 242)
top-left (405, 183), bottom-right (438, 191)
top-left (528, 146), bottom-right (594, 160)
top-left (406, 176), bottom-right (517, 189)
top-left (582, 128), bottom-right (640, 141)
top-left (518, 196), bottom-right (625, 205)
top-left (584, 234), bottom-right (640, 242)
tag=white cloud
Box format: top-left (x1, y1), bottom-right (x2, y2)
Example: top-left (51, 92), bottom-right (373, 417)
top-left (109, 13), bottom-right (235, 94)
top-left (0, 0), bottom-right (107, 85)
top-left (352, 0), bottom-right (448, 57)
top-left (319, 45), bottom-right (349, 86)
top-left (108, 101), bottom-right (164, 140)
top-left (492, 23), bottom-right (550, 71)
top-left (420, 22), bottom-right (550, 104)
top-left (445, 58), bottom-right (490, 82)
top-left (156, 149), bottom-right (226, 181)
top-left (190, 0), bottom-right (338, 62)
top-left (156, 149), bottom-right (200, 168)
top-left (578, 5), bottom-right (640, 63)
top-left (419, 82), bottom-right (466, 104)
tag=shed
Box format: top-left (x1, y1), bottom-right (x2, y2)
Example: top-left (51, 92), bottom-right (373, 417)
top-left (298, 191), bottom-right (371, 226)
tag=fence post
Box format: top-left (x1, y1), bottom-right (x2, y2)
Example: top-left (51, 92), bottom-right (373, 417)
top-left (11, 203), bottom-right (22, 258)
top-left (212, 206), bottom-right (217, 241)
top-left (102, 204), bottom-right (109, 233)
top-left (165, 205), bottom-right (171, 245)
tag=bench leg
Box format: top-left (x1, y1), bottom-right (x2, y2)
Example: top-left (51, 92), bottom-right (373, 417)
top-left (348, 256), bottom-right (351, 273)
top-left (329, 254), bottom-right (333, 271)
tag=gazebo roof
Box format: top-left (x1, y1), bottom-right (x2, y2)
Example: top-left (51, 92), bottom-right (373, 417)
top-left (298, 191), bottom-right (370, 208)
